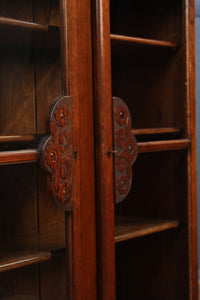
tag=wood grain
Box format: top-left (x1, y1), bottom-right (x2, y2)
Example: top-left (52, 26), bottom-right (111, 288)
top-left (0, 17), bottom-right (48, 31)
top-left (0, 135), bottom-right (35, 143)
top-left (0, 149), bottom-right (40, 164)
top-left (0, 251), bottom-right (51, 272)
top-left (132, 127), bottom-right (181, 136)
top-left (115, 216), bottom-right (179, 243)
top-left (92, 0), bottom-right (116, 299)
top-left (138, 139), bottom-right (190, 153)
top-left (111, 34), bottom-right (177, 48)
top-left (68, 0), bottom-right (97, 298)
top-left (185, 0), bottom-right (199, 299)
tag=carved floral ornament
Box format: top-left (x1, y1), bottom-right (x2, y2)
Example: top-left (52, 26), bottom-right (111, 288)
top-left (40, 96), bottom-right (73, 211)
top-left (113, 97), bottom-right (138, 204)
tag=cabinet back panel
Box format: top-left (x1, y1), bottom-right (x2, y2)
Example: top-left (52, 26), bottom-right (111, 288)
top-left (111, 47), bottom-right (186, 130)
top-left (110, 0), bottom-right (181, 42)
top-left (0, 265), bottom-right (39, 299)
top-left (116, 231), bottom-right (178, 300)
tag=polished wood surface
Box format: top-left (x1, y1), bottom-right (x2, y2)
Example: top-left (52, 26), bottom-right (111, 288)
top-left (132, 127), bottom-right (181, 136)
top-left (68, 0), bottom-right (97, 298)
top-left (115, 216), bottom-right (179, 243)
top-left (92, 0), bottom-right (116, 299)
top-left (0, 17), bottom-right (49, 31)
top-left (0, 251), bottom-right (51, 272)
top-left (186, 1), bottom-right (199, 298)
top-left (0, 135), bottom-right (36, 142)
top-left (111, 34), bottom-right (177, 48)
top-left (0, 149), bottom-right (40, 164)
top-left (138, 139), bottom-right (190, 153)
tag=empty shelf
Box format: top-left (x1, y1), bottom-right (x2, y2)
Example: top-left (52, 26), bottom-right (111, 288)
top-left (0, 251), bottom-right (51, 272)
top-left (0, 135), bottom-right (36, 143)
top-left (132, 127), bottom-right (181, 136)
top-left (138, 139), bottom-right (190, 153)
top-left (0, 150), bottom-right (40, 165)
top-left (0, 17), bottom-right (49, 31)
top-left (115, 216), bottom-right (179, 243)
top-left (0, 17), bottom-right (59, 48)
top-left (111, 34), bottom-right (178, 48)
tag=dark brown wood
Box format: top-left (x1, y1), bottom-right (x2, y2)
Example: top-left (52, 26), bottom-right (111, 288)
top-left (113, 97), bottom-right (138, 203)
top-left (0, 2), bottom-right (68, 300)
top-left (40, 251), bottom-right (67, 300)
top-left (115, 216), bottom-right (179, 243)
top-left (0, 17), bottom-right (59, 49)
top-left (92, 0), bottom-right (116, 299)
top-left (0, 149), bottom-right (40, 164)
top-left (0, 17), bottom-right (49, 31)
top-left (68, 0), bottom-right (97, 298)
top-left (0, 135), bottom-right (36, 143)
top-left (111, 34), bottom-right (178, 48)
top-left (132, 127), bottom-right (181, 136)
top-left (186, 1), bottom-right (199, 299)
top-left (0, 251), bottom-right (51, 272)
top-left (138, 139), bottom-right (190, 153)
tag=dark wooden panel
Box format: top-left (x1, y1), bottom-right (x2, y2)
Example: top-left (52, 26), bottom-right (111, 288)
top-left (40, 251), bottom-right (67, 300)
top-left (0, 265), bottom-right (39, 299)
top-left (0, 46), bottom-right (36, 135)
top-left (34, 0), bottom-right (60, 26)
top-left (0, 0), bottom-right (33, 22)
top-left (0, 163), bottom-right (37, 243)
top-left (111, 46), bottom-right (186, 130)
top-left (0, 163), bottom-right (39, 299)
top-left (116, 232), bottom-right (176, 300)
top-left (35, 48), bottom-right (62, 134)
top-left (110, 0), bottom-right (180, 42)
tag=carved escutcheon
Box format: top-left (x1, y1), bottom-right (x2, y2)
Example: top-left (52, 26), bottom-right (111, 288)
top-left (40, 96), bottom-right (73, 211)
top-left (113, 97), bottom-right (138, 204)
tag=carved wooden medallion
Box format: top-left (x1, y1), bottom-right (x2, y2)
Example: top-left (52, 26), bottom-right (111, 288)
top-left (40, 96), bottom-right (73, 211)
top-left (113, 97), bottom-right (138, 204)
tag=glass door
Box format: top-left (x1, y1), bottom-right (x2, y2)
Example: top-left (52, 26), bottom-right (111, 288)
top-left (0, 0), bottom-right (97, 299)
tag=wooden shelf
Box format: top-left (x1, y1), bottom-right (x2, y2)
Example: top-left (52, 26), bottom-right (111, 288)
top-left (0, 17), bottom-right (49, 31)
top-left (0, 135), bottom-right (36, 143)
top-left (0, 251), bottom-right (51, 272)
top-left (132, 127), bottom-right (181, 136)
top-left (138, 139), bottom-right (190, 153)
top-left (0, 17), bottom-right (59, 49)
top-left (110, 34), bottom-right (178, 48)
top-left (0, 150), bottom-right (40, 165)
top-left (0, 222), bottom-right (66, 272)
top-left (115, 216), bottom-right (179, 243)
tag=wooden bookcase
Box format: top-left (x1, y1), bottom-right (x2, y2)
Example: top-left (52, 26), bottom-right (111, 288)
top-left (93, 0), bottom-right (198, 299)
top-left (0, 0), bottom-right (197, 299)
top-left (0, 0), bottom-right (97, 299)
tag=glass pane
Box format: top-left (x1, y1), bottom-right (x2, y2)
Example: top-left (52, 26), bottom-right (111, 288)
top-left (0, 1), bottom-right (68, 299)
top-left (0, 0), bottom-right (62, 144)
